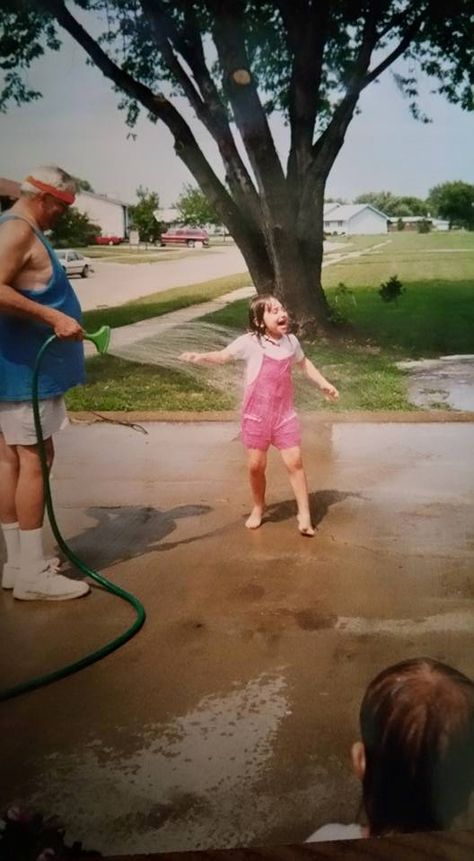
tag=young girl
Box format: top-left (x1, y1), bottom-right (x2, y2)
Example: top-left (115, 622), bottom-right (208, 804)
top-left (180, 293), bottom-right (339, 536)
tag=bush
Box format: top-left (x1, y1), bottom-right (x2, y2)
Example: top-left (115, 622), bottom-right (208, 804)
top-left (50, 207), bottom-right (100, 247)
top-left (329, 281), bottom-right (356, 323)
top-left (378, 275), bottom-right (405, 302)
top-left (397, 217), bottom-right (405, 231)
top-left (417, 218), bottom-right (431, 233)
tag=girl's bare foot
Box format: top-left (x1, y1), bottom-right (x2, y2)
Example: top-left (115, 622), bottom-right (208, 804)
top-left (245, 507), bottom-right (264, 529)
top-left (297, 515), bottom-right (315, 537)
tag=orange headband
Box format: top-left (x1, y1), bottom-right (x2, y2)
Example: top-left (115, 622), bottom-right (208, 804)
top-left (25, 176), bottom-right (76, 205)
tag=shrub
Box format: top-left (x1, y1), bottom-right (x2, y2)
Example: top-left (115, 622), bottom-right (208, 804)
top-left (378, 275), bottom-right (405, 302)
top-left (329, 281), bottom-right (356, 323)
top-left (417, 218), bottom-right (431, 233)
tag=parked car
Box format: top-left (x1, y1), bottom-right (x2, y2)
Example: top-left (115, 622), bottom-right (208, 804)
top-left (95, 235), bottom-right (123, 245)
top-left (160, 227), bottom-right (209, 248)
top-left (56, 249), bottom-right (93, 278)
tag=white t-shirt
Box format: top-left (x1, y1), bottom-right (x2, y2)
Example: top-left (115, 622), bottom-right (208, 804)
top-left (224, 332), bottom-right (304, 385)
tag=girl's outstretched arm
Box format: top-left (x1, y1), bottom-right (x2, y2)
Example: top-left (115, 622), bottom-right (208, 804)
top-left (179, 348), bottom-right (233, 365)
top-left (298, 357), bottom-right (339, 401)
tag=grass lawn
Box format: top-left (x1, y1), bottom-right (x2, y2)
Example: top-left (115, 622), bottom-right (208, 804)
top-left (67, 231), bottom-right (474, 412)
top-left (82, 272), bottom-right (250, 332)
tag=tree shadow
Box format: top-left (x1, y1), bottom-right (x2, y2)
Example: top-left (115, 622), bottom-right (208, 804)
top-left (63, 504), bottom-right (212, 573)
top-left (265, 489), bottom-right (360, 528)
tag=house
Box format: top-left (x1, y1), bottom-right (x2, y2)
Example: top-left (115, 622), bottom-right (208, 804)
top-left (324, 203), bottom-right (389, 235)
top-left (388, 215), bottom-right (450, 231)
top-left (74, 190), bottom-right (130, 239)
top-left (0, 177), bottom-right (130, 239)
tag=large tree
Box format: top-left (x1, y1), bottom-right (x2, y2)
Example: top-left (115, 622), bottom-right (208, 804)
top-left (1, 2), bottom-right (472, 334)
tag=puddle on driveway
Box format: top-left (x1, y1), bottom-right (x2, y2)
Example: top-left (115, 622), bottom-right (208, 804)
top-left (398, 356), bottom-right (474, 411)
top-left (28, 673), bottom-right (290, 854)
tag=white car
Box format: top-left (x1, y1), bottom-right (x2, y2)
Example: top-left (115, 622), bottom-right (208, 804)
top-left (56, 249), bottom-right (93, 278)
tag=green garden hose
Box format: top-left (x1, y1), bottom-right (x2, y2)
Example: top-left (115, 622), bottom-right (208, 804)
top-left (0, 327), bottom-right (146, 702)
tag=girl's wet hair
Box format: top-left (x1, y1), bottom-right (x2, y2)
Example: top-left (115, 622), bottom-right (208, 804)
top-left (248, 293), bottom-right (280, 334)
top-left (360, 657), bottom-right (474, 835)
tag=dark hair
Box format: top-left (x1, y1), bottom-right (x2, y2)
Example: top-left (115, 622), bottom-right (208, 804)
top-left (360, 658), bottom-right (474, 835)
top-left (248, 293), bottom-right (280, 334)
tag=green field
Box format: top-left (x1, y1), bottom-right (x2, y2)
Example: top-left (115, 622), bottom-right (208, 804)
top-left (67, 231), bottom-right (474, 412)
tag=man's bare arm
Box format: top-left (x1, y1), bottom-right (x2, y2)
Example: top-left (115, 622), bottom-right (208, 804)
top-left (0, 220), bottom-right (84, 340)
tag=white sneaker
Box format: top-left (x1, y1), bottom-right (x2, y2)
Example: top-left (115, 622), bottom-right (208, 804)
top-left (13, 560), bottom-right (90, 602)
top-left (2, 557), bottom-right (62, 590)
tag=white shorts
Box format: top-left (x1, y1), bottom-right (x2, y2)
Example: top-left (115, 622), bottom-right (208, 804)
top-left (0, 396), bottom-right (69, 446)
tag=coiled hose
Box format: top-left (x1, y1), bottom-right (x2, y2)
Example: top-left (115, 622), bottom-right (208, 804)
top-left (0, 329), bottom-right (146, 702)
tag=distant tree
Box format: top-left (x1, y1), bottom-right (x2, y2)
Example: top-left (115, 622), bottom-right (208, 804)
top-left (427, 181), bottom-right (474, 229)
top-left (397, 217), bottom-right (405, 231)
top-left (129, 186), bottom-right (161, 242)
top-left (354, 191), bottom-right (398, 216)
top-left (72, 176), bottom-right (94, 193)
top-left (354, 191), bottom-right (428, 217)
top-left (50, 207), bottom-right (100, 247)
top-left (176, 183), bottom-right (220, 226)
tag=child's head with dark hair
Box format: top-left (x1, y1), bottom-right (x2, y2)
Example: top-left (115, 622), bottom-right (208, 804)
top-left (248, 293), bottom-right (279, 334)
top-left (356, 658), bottom-right (474, 835)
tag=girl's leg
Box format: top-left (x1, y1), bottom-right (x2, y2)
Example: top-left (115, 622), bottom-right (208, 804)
top-left (279, 446), bottom-right (314, 536)
top-left (246, 448), bottom-right (267, 529)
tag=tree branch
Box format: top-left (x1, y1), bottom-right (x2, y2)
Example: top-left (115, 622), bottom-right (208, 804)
top-left (363, 12), bottom-right (428, 86)
top-left (279, 0), bottom-right (330, 189)
top-left (140, 0), bottom-right (263, 232)
top-left (210, 0), bottom-right (288, 210)
top-left (36, 0), bottom-right (267, 256)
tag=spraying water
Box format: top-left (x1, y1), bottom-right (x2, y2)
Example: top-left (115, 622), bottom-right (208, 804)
top-left (109, 321), bottom-right (245, 400)
top-left (108, 321), bottom-right (334, 411)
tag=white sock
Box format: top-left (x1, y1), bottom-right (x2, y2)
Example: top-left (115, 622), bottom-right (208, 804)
top-left (20, 528), bottom-right (45, 567)
top-left (1, 522), bottom-right (20, 565)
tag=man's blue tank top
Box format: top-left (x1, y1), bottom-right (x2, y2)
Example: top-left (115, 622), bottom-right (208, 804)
top-left (0, 214), bottom-right (85, 401)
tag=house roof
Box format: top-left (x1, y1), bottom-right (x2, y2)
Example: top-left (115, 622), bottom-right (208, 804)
top-left (0, 177), bottom-right (21, 199)
top-left (77, 190), bottom-right (131, 207)
top-left (323, 202), bottom-right (341, 216)
top-left (324, 203), bottom-right (389, 221)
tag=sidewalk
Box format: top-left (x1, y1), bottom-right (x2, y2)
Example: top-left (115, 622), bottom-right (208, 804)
top-left (85, 285), bottom-right (255, 357)
top-left (84, 240), bottom-right (390, 357)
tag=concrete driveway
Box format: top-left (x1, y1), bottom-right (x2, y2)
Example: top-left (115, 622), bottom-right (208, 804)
top-left (0, 418), bottom-right (473, 855)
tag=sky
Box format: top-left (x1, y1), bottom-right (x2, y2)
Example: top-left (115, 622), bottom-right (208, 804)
top-left (1, 22), bottom-right (473, 207)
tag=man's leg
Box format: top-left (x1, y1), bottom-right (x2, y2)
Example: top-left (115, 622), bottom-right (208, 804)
top-left (279, 446), bottom-right (315, 536)
top-left (246, 448), bottom-right (267, 529)
top-left (13, 439), bottom-right (89, 601)
top-left (0, 433), bottom-right (21, 587)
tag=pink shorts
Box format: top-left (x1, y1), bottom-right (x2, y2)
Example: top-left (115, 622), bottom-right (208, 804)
top-left (241, 410), bottom-right (301, 451)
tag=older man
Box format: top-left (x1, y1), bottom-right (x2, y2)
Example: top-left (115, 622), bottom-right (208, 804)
top-left (0, 166), bottom-right (90, 600)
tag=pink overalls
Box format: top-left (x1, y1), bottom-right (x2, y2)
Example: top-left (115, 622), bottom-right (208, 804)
top-left (241, 354), bottom-right (301, 451)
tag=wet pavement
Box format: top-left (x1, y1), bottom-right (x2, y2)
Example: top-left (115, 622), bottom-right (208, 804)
top-left (0, 419), bottom-right (473, 854)
top-left (398, 356), bottom-right (474, 412)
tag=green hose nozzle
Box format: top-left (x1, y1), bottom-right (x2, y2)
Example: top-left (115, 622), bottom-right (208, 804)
top-left (85, 324), bottom-right (111, 355)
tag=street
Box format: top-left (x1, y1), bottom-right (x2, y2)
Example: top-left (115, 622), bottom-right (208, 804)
top-left (74, 243), bottom-right (248, 311)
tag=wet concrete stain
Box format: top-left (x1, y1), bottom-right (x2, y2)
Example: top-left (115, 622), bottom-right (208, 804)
top-left (0, 421), bottom-right (473, 853)
top-left (398, 355), bottom-right (474, 411)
